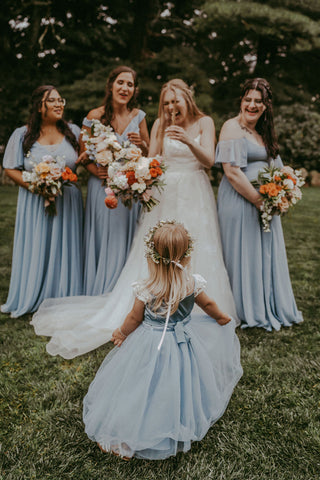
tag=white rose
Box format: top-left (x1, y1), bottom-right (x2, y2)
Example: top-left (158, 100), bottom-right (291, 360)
top-left (131, 182), bottom-right (146, 193)
top-left (283, 179), bottom-right (294, 190)
top-left (96, 150), bottom-right (113, 166)
top-left (113, 174), bottom-right (129, 190)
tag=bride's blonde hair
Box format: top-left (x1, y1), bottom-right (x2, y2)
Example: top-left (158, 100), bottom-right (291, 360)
top-left (144, 221), bottom-right (193, 314)
top-left (157, 79), bottom-right (204, 150)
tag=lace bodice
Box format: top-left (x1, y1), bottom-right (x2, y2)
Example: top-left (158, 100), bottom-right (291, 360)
top-left (163, 135), bottom-right (204, 173)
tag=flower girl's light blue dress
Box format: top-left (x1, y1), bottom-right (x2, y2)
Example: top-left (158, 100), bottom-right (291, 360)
top-left (216, 138), bottom-right (303, 331)
top-left (83, 274), bottom-right (243, 460)
top-left (1, 125), bottom-right (83, 317)
top-left (82, 110), bottom-right (145, 295)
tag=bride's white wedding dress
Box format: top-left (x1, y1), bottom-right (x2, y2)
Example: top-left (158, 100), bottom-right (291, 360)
top-left (31, 135), bottom-right (238, 358)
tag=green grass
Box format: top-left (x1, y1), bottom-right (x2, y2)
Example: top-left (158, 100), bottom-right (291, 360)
top-left (0, 185), bottom-right (319, 480)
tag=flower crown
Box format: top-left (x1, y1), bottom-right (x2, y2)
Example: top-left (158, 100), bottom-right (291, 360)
top-left (144, 220), bottom-right (194, 265)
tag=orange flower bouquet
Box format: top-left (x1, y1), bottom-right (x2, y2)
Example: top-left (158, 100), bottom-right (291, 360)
top-left (22, 154), bottom-right (78, 216)
top-left (251, 162), bottom-right (305, 232)
top-left (105, 151), bottom-right (166, 212)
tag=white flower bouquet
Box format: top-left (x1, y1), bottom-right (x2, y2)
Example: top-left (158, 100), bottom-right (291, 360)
top-left (81, 119), bottom-right (122, 169)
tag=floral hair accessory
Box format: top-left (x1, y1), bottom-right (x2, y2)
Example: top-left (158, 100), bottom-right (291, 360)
top-left (144, 220), bottom-right (194, 265)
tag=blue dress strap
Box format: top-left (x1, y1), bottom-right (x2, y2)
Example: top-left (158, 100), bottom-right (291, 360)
top-left (215, 138), bottom-right (248, 168)
top-left (3, 126), bottom-right (27, 170)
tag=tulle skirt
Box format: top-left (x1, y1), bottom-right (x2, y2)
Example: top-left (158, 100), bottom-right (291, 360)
top-left (83, 315), bottom-right (243, 460)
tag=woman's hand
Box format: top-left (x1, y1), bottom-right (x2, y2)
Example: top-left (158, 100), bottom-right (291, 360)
top-left (96, 166), bottom-right (109, 180)
top-left (127, 131), bottom-right (148, 155)
top-left (253, 196), bottom-right (264, 210)
top-left (127, 132), bottom-right (142, 147)
top-left (76, 151), bottom-right (90, 165)
top-left (164, 126), bottom-right (191, 145)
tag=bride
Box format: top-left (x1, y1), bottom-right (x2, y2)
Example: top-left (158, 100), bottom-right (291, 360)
top-left (31, 79), bottom-right (238, 359)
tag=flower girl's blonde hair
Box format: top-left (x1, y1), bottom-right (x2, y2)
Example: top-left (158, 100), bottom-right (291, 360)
top-left (144, 221), bottom-right (193, 314)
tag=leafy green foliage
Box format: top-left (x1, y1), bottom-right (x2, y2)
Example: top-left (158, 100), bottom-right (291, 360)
top-left (275, 104), bottom-right (320, 171)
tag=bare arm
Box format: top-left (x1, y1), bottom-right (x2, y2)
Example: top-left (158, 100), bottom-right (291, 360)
top-left (222, 164), bottom-right (263, 208)
top-left (165, 116), bottom-right (216, 168)
top-left (195, 291), bottom-right (231, 325)
top-left (220, 119), bottom-right (263, 209)
top-left (4, 169), bottom-right (29, 190)
top-left (111, 298), bottom-right (145, 346)
top-left (148, 119), bottom-right (162, 156)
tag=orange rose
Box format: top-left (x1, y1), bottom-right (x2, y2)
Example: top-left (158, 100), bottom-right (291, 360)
top-left (105, 195), bottom-right (118, 209)
top-left (260, 182), bottom-right (282, 197)
top-left (126, 171), bottom-right (137, 186)
top-left (149, 168), bottom-right (159, 178)
top-left (69, 173), bottom-right (78, 182)
top-left (150, 159), bottom-right (160, 167)
top-left (274, 176), bottom-right (281, 183)
top-left (155, 167), bottom-right (163, 175)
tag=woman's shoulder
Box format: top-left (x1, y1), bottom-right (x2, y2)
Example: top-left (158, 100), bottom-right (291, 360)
top-left (199, 115), bottom-right (214, 127)
top-left (86, 106), bottom-right (104, 121)
top-left (130, 108), bottom-right (146, 124)
top-left (68, 123), bottom-right (81, 137)
top-left (219, 117), bottom-right (243, 141)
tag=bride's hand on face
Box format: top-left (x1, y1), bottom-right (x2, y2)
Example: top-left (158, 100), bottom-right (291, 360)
top-left (165, 126), bottom-right (191, 145)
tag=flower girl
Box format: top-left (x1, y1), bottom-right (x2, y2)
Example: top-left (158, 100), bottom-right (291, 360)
top-left (83, 221), bottom-right (243, 460)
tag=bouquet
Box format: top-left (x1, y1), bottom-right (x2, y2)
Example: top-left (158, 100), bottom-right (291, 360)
top-left (81, 119), bottom-right (166, 211)
top-left (81, 119), bottom-right (122, 171)
top-left (22, 154), bottom-right (78, 216)
top-left (105, 150), bottom-right (166, 212)
top-left (251, 162), bottom-right (305, 232)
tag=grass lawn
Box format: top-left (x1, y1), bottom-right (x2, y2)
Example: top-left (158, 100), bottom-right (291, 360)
top-left (0, 185), bottom-right (319, 480)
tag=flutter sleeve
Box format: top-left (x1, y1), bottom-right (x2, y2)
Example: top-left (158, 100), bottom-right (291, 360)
top-left (193, 274), bottom-right (207, 297)
top-left (2, 126), bottom-right (27, 170)
top-left (132, 281), bottom-right (152, 304)
top-left (215, 138), bottom-right (248, 168)
top-left (69, 123), bottom-right (81, 141)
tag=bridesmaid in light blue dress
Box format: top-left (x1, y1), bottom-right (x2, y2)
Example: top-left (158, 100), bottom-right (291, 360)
top-left (216, 78), bottom-right (303, 331)
top-left (83, 222), bottom-right (242, 460)
top-left (80, 66), bottom-right (149, 295)
top-left (1, 85), bottom-right (83, 318)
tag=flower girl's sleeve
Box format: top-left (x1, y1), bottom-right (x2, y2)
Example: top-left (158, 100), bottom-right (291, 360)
top-left (215, 138), bottom-right (248, 167)
top-left (132, 281), bottom-right (151, 304)
top-left (3, 126), bottom-right (27, 170)
top-left (193, 274), bottom-right (207, 297)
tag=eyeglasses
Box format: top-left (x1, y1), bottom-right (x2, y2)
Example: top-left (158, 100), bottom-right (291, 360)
top-left (43, 98), bottom-right (66, 106)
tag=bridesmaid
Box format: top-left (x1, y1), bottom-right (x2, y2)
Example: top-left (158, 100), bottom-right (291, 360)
top-left (80, 66), bottom-right (149, 295)
top-left (216, 77), bottom-right (303, 331)
top-left (1, 85), bottom-right (83, 318)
